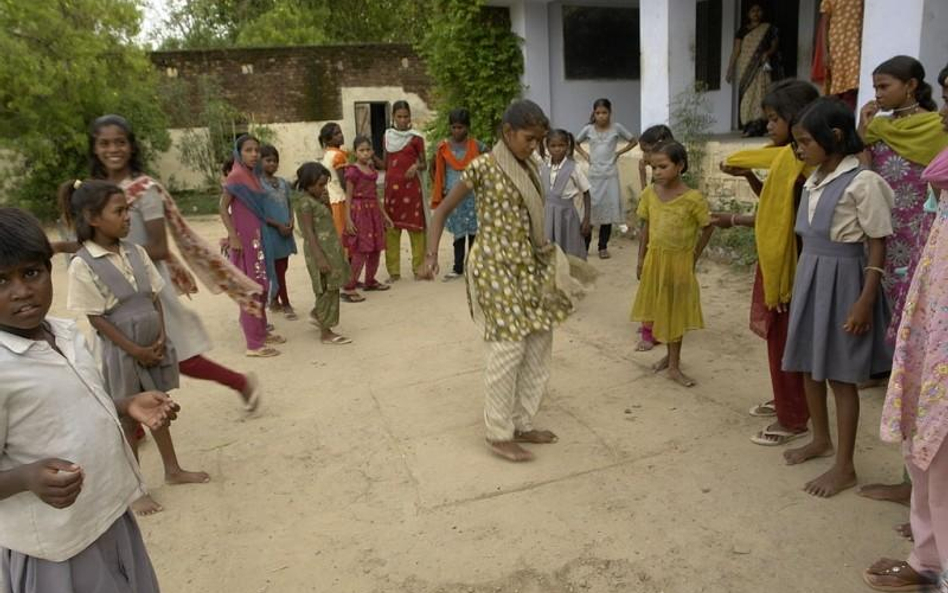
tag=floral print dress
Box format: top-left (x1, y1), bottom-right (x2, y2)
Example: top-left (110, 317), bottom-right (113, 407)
top-left (881, 190), bottom-right (948, 470)
top-left (869, 141), bottom-right (936, 341)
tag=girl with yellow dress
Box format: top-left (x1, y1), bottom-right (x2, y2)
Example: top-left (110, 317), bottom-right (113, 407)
top-left (631, 142), bottom-right (714, 387)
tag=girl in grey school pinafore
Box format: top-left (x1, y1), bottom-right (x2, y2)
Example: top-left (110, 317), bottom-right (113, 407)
top-left (77, 240), bottom-right (179, 402)
top-left (782, 167), bottom-right (893, 382)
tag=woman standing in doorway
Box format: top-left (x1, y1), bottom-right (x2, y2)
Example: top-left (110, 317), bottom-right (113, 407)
top-left (727, 3), bottom-right (781, 137)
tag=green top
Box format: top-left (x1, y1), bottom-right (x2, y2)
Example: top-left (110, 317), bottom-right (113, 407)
top-left (461, 154), bottom-right (571, 342)
top-left (294, 191), bottom-right (350, 294)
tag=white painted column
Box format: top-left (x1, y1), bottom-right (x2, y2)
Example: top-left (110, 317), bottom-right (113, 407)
top-left (510, 0), bottom-right (552, 115)
top-left (639, 0), bottom-right (697, 128)
top-left (857, 0), bottom-right (924, 109)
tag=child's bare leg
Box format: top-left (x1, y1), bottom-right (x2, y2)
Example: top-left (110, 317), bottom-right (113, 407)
top-left (150, 427), bottom-right (210, 485)
top-left (651, 344), bottom-right (669, 373)
top-left (664, 341), bottom-right (695, 387)
top-left (804, 381), bottom-right (858, 497)
top-left (784, 374), bottom-right (834, 465)
top-left (124, 423), bottom-right (164, 515)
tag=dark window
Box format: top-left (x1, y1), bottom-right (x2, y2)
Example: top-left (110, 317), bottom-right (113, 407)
top-left (695, 0), bottom-right (723, 90)
top-left (562, 6), bottom-right (640, 80)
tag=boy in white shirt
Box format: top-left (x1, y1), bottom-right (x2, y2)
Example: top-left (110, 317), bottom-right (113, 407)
top-left (0, 207), bottom-right (177, 593)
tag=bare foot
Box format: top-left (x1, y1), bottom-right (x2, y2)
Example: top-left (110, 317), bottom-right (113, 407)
top-left (666, 368), bottom-right (696, 387)
top-left (132, 494), bottom-right (163, 516)
top-left (804, 464), bottom-right (857, 498)
top-left (783, 440), bottom-right (834, 465)
top-left (857, 482), bottom-right (912, 506)
top-left (486, 440), bottom-right (534, 462)
top-left (651, 356), bottom-right (669, 373)
top-left (895, 522), bottom-right (913, 541)
top-left (635, 339), bottom-right (655, 352)
top-left (514, 429), bottom-right (558, 444)
top-left (165, 469), bottom-right (210, 485)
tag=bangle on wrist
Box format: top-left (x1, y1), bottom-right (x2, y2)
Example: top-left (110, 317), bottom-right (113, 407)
top-left (864, 266), bottom-right (885, 276)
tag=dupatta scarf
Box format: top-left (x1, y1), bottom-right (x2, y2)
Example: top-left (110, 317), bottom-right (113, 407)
top-left (223, 152), bottom-right (278, 299)
top-left (865, 111), bottom-right (948, 167)
top-left (123, 175), bottom-right (263, 317)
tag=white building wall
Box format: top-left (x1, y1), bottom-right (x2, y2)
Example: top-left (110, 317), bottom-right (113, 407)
top-left (547, 0), bottom-right (641, 134)
top-left (918, 0), bottom-right (948, 91)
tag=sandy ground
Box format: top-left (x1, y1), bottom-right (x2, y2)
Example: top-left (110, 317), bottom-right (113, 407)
top-left (47, 218), bottom-right (911, 593)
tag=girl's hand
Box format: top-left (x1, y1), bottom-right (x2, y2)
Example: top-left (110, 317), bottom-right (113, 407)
top-left (383, 215), bottom-right (395, 230)
top-left (345, 219), bottom-right (357, 235)
top-left (406, 164), bottom-right (418, 179)
top-left (278, 223), bottom-right (292, 237)
top-left (227, 232), bottom-right (242, 252)
top-left (316, 255), bottom-right (332, 274)
top-left (23, 458), bottom-right (84, 509)
top-left (636, 261), bottom-right (643, 280)
top-left (418, 253), bottom-right (439, 280)
top-left (860, 100), bottom-right (880, 125)
top-left (128, 391), bottom-right (179, 431)
top-left (719, 162), bottom-right (751, 178)
top-left (773, 302), bottom-right (789, 314)
top-left (843, 298), bottom-right (873, 335)
top-left (709, 212), bottom-right (733, 228)
top-left (133, 344), bottom-right (163, 368)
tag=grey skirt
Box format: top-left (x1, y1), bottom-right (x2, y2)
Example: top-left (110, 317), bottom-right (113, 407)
top-left (781, 249), bottom-right (893, 383)
top-left (1, 511), bottom-right (160, 593)
top-left (544, 199), bottom-right (587, 260)
top-left (100, 304), bottom-right (179, 400)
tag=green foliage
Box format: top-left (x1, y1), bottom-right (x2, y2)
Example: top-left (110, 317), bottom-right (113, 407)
top-left (0, 0), bottom-right (170, 219)
top-left (159, 0), bottom-right (428, 49)
top-left (670, 83), bottom-right (716, 189)
top-left (418, 1), bottom-right (523, 145)
top-left (164, 75), bottom-right (277, 189)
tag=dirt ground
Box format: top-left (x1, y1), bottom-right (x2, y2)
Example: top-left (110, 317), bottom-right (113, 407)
top-left (47, 217), bottom-right (911, 593)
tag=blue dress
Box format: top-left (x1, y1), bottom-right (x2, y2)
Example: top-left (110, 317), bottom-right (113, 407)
top-left (445, 141), bottom-right (486, 238)
top-left (261, 176), bottom-right (297, 260)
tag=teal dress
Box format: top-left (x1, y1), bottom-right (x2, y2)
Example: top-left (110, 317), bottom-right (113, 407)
top-left (261, 176), bottom-right (297, 260)
top-left (445, 141), bottom-right (487, 238)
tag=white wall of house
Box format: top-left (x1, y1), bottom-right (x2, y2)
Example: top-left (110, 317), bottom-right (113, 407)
top-left (154, 86), bottom-right (432, 192)
top-left (858, 0), bottom-right (948, 111)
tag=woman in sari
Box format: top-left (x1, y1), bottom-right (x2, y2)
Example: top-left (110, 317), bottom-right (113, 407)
top-left (727, 3), bottom-right (780, 137)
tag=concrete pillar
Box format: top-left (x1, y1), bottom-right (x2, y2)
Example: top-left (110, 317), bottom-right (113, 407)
top-left (639, 0), bottom-right (697, 128)
top-left (857, 0), bottom-right (924, 109)
top-left (509, 0), bottom-right (552, 115)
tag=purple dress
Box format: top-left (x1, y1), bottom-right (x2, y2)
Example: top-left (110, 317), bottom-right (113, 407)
top-left (869, 142), bottom-right (936, 341)
top-left (228, 195), bottom-right (268, 349)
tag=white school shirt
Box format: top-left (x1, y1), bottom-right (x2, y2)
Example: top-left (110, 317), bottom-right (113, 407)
top-left (546, 158), bottom-right (592, 219)
top-left (803, 155), bottom-right (895, 242)
top-left (0, 318), bottom-right (145, 561)
top-left (66, 241), bottom-right (165, 316)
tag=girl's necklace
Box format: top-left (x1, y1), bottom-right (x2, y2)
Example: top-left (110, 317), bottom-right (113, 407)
top-left (892, 102), bottom-right (920, 118)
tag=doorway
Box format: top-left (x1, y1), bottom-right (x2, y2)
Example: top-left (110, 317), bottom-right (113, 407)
top-left (354, 101), bottom-right (389, 156)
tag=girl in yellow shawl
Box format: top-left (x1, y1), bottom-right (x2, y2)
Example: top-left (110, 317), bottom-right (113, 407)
top-left (859, 56), bottom-right (948, 343)
top-left (711, 80), bottom-right (819, 447)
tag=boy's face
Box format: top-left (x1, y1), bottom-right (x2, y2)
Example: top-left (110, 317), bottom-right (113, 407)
top-left (0, 261), bottom-right (53, 335)
top-left (262, 155), bottom-right (279, 176)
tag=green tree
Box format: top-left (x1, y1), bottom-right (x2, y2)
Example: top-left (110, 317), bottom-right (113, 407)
top-left (158, 0), bottom-right (429, 49)
top-left (417, 0), bottom-right (523, 144)
top-left (0, 0), bottom-right (170, 218)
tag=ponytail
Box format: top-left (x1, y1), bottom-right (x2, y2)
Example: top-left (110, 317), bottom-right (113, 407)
top-left (916, 80), bottom-right (938, 112)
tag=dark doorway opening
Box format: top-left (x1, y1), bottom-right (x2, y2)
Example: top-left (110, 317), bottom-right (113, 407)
top-left (739, 0), bottom-right (800, 78)
top-left (355, 101), bottom-right (389, 156)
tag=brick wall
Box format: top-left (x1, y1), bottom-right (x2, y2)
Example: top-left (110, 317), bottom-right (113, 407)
top-left (150, 44), bottom-right (432, 127)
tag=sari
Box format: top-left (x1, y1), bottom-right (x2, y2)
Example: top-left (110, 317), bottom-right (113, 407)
top-left (736, 23), bottom-right (779, 129)
top-left (223, 156), bottom-right (276, 299)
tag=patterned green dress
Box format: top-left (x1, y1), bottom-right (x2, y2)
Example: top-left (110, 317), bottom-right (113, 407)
top-left (461, 155), bottom-right (572, 342)
top-left (295, 192), bottom-right (350, 296)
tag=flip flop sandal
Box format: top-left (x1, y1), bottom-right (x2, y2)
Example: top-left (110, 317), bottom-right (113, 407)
top-left (750, 427), bottom-right (810, 446)
top-left (341, 293), bottom-right (365, 303)
top-left (246, 347), bottom-right (280, 358)
top-left (748, 401), bottom-right (777, 417)
top-left (265, 334), bottom-right (287, 344)
top-left (242, 372), bottom-right (262, 412)
top-left (363, 283), bottom-right (391, 291)
top-left (321, 335), bottom-right (352, 345)
top-left (863, 560), bottom-right (936, 591)
top-left (598, 249), bottom-right (611, 259)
